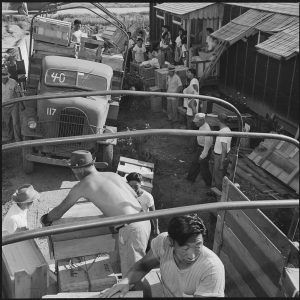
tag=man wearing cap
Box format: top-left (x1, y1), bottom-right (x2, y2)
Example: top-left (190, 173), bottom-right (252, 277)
top-left (2, 184), bottom-right (39, 234)
top-left (212, 113), bottom-right (232, 191)
top-left (166, 64), bottom-right (182, 125)
top-left (2, 65), bottom-right (23, 142)
top-left (186, 113), bottom-right (213, 187)
top-left (40, 150), bottom-right (151, 277)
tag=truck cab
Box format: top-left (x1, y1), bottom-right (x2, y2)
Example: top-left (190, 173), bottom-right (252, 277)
top-left (21, 56), bottom-right (117, 173)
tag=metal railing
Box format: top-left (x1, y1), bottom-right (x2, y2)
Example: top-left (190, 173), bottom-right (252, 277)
top-left (2, 200), bottom-right (298, 246)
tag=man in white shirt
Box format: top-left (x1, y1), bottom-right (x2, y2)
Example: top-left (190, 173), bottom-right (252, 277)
top-left (100, 214), bottom-right (225, 298)
top-left (2, 66), bottom-right (22, 142)
top-left (186, 113), bottom-right (213, 187)
top-left (2, 184), bottom-right (39, 234)
top-left (126, 172), bottom-right (159, 236)
top-left (166, 64), bottom-right (182, 124)
top-left (132, 38), bottom-right (146, 63)
top-left (212, 113), bottom-right (232, 191)
top-left (71, 19), bottom-right (83, 44)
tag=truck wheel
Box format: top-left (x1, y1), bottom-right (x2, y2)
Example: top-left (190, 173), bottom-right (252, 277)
top-left (103, 144), bottom-right (113, 170)
top-left (22, 137), bottom-right (34, 174)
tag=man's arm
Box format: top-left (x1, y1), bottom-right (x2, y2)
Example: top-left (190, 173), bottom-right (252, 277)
top-left (220, 142), bottom-right (227, 170)
top-left (148, 205), bottom-right (160, 235)
top-left (100, 249), bottom-right (160, 298)
top-left (199, 136), bottom-right (212, 160)
top-left (46, 183), bottom-right (84, 223)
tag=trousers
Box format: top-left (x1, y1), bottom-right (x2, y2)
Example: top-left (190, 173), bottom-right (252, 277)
top-left (167, 97), bottom-right (179, 122)
top-left (2, 104), bottom-right (21, 142)
top-left (212, 153), bottom-right (229, 190)
top-left (187, 145), bottom-right (212, 186)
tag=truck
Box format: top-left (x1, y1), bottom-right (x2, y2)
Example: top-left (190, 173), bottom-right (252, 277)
top-left (2, 90), bottom-right (299, 298)
top-left (19, 2), bottom-right (129, 173)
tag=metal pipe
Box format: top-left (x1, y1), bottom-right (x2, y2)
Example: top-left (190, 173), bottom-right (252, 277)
top-left (3, 130), bottom-right (298, 151)
top-left (2, 200), bottom-right (298, 246)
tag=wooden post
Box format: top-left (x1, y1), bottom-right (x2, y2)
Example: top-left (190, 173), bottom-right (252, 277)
top-left (274, 60), bottom-right (282, 110)
top-left (287, 56), bottom-right (297, 119)
top-left (262, 56), bottom-right (270, 103)
top-left (241, 40), bottom-right (248, 93)
top-left (186, 18), bottom-right (191, 68)
top-left (251, 53), bottom-right (258, 97)
top-left (233, 42), bottom-right (239, 88)
top-left (229, 5), bottom-right (233, 21)
top-left (224, 48), bottom-right (229, 87)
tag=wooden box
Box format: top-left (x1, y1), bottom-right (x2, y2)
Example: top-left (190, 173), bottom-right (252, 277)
top-left (102, 54), bottom-right (124, 72)
top-left (140, 66), bottom-right (155, 79)
top-left (2, 236), bottom-right (48, 298)
top-left (155, 68), bottom-right (168, 90)
top-left (117, 156), bottom-right (154, 193)
top-left (33, 17), bottom-right (71, 46)
top-left (130, 62), bottom-right (140, 74)
top-left (143, 77), bottom-right (156, 90)
top-left (33, 40), bottom-right (75, 57)
top-left (57, 254), bottom-right (117, 292)
top-left (175, 65), bottom-right (188, 86)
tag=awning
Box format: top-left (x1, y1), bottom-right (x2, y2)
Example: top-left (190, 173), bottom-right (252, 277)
top-left (154, 2), bottom-right (223, 19)
top-left (256, 30), bottom-right (299, 60)
top-left (255, 14), bottom-right (298, 33)
top-left (211, 9), bottom-right (272, 45)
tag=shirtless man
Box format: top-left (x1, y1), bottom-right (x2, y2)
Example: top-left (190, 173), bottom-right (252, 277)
top-left (40, 150), bottom-right (151, 277)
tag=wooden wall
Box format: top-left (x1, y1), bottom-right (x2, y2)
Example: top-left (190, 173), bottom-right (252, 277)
top-left (213, 177), bottom-right (297, 297)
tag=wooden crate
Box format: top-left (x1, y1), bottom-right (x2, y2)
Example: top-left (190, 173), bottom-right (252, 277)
top-left (175, 65), bottom-right (188, 86)
top-left (57, 254), bottom-right (117, 292)
top-left (107, 101), bottom-right (119, 121)
top-left (102, 54), bottom-right (124, 72)
top-left (154, 68), bottom-right (168, 90)
top-left (116, 156), bottom-right (154, 193)
top-left (33, 40), bottom-right (75, 57)
top-left (143, 77), bottom-right (155, 90)
top-left (139, 66), bottom-right (156, 79)
top-left (33, 17), bottom-right (71, 46)
top-left (2, 236), bottom-right (48, 298)
top-left (130, 62), bottom-right (140, 74)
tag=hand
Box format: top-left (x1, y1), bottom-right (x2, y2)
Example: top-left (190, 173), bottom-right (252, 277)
top-left (40, 214), bottom-right (52, 227)
top-left (99, 278), bottom-right (130, 298)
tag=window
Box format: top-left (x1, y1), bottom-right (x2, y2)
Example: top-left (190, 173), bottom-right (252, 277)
top-left (172, 15), bottom-right (182, 26)
top-left (156, 9), bottom-right (165, 22)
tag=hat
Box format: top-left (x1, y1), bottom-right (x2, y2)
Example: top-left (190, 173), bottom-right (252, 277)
top-left (69, 150), bottom-right (95, 169)
top-left (218, 113), bottom-right (228, 123)
top-left (193, 113), bottom-right (206, 122)
top-left (168, 64), bottom-right (175, 70)
top-left (12, 184), bottom-right (39, 204)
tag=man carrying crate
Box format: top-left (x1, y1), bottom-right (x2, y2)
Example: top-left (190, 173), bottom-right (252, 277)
top-left (40, 150), bottom-right (151, 277)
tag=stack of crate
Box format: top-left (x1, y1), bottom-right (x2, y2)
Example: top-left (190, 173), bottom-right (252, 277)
top-left (27, 17), bottom-right (73, 94)
top-left (78, 37), bottom-right (104, 62)
top-left (129, 62), bottom-right (156, 90)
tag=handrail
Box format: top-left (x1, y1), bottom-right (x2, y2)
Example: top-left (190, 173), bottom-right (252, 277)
top-left (2, 200), bottom-right (298, 246)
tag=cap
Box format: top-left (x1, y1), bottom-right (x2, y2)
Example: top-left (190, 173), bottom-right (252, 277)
top-left (12, 184), bottom-right (39, 204)
top-left (193, 113), bottom-right (206, 122)
top-left (69, 150), bottom-right (95, 169)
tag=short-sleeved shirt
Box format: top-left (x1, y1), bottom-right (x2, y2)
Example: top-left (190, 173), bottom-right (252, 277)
top-left (71, 30), bottom-right (83, 44)
top-left (214, 126), bottom-right (232, 154)
top-left (133, 44), bottom-right (146, 63)
top-left (151, 233), bottom-right (225, 297)
top-left (137, 190), bottom-right (154, 212)
top-left (2, 78), bottom-right (21, 105)
top-left (2, 203), bottom-right (28, 234)
top-left (167, 74), bottom-right (182, 94)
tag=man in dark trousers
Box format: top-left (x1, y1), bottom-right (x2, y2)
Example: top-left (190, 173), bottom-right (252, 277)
top-left (186, 113), bottom-right (213, 187)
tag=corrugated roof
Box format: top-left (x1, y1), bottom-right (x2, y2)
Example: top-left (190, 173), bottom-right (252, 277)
top-left (255, 14), bottom-right (298, 33)
top-left (282, 20), bottom-right (299, 36)
top-left (211, 9), bottom-right (271, 44)
top-left (256, 31), bottom-right (299, 59)
top-left (227, 3), bottom-right (299, 17)
top-left (154, 2), bottom-right (214, 16)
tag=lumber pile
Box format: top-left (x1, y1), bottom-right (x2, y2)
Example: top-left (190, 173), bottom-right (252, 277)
top-left (248, 139), bottom-right (299, 194)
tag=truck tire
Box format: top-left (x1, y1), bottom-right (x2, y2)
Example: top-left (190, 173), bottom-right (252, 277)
top-left (103, 144), bottom-right (113, 170)
top-left (22, 137), bottom-right (34, 174)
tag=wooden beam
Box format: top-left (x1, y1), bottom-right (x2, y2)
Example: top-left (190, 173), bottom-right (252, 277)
top-left (251, 53), bottom-right (258, 97)
top-left (262, 56), bottom-right (270, 103)
top-left (225, 48), bottom-right (229, 87)
top-left (233, 42), bottom-right (239, 88)
top-left (274, 60), bottom-right (282, 111)
top-left (287, 56), bottom-right (297, 119)
top-left (241, 40), bottom-right (249, 93)
top-left (229, 5), bottom-right (233, 21)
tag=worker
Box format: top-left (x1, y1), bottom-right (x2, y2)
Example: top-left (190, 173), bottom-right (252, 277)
top-left (132, 37), bottom-right (146, 64)
top-left (2, 184), bottom-right (39, 234)
top-left (166, 64), bottom-right (182, 126)
top-left (211, 113), bottom-right (232, 191)
top-left (174, 28), bottom-right (183, 65)
top-left (2, 66), bottom-right (22, 142)
top-left (100, 214), bottom-right (225, 298)
top-left (71, 19), bottom-right (83, 44)
top-left (6, 55), bottom-right (18, 82)
top-left (186, 113), bottom-right (213, 187)
top-left (40, 150), bottom-right (151, 277)
top-left (126, 172), bottom-right (159, 236)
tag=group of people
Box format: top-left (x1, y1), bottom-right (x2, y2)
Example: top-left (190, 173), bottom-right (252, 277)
top-left (3, 149), bottom-right (225, 297)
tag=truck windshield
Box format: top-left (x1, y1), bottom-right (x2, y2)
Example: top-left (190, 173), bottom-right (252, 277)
top-left (45, 69), bottom-right (107, 90)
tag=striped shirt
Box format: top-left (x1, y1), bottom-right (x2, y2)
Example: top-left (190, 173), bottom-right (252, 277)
top-left (151, 232), bottom-right (225, 297)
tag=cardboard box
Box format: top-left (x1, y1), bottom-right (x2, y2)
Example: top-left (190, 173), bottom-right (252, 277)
top-left (2, 237), bottom-right (48, 298)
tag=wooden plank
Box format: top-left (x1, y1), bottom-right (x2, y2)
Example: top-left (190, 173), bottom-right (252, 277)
top-left (15, 271), bottom-right (31, 298)
top-left (119, 156), bottom-right (154, 169)
top-left (53, 234), bottom-right (117, 261)
top-left (256, 139), bottom-right (281, 166)
top-left (285, 166), bottom-right (299, 185)
top-left (33, 41), bottom-right (75, 56)
top-left (219, 250), bottom-right (255, 297)
top-left (225, 210), bottom-right (284, 282)
top-left (142, 269), bottom-right (164, 298)
top-left (222, 225), bottom-right (278, 297)
top-left (43, 291), bottom-right (143, 298)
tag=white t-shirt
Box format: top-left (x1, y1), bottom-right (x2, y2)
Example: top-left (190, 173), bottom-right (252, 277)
top-left (133, 44), bottom-right (146, 63)
top-left (2, 203), bottom-right (28, 234)
top-left (175, 36), bottom-right (182, 47)
top-left (151, 233), bottom-right (225, 297)
top-left (71, 30), bottom-right (83, 44)
top-left (137, 190), bottom-right (154, 212)
top-left (214, 127), bottom-right (232, 154)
